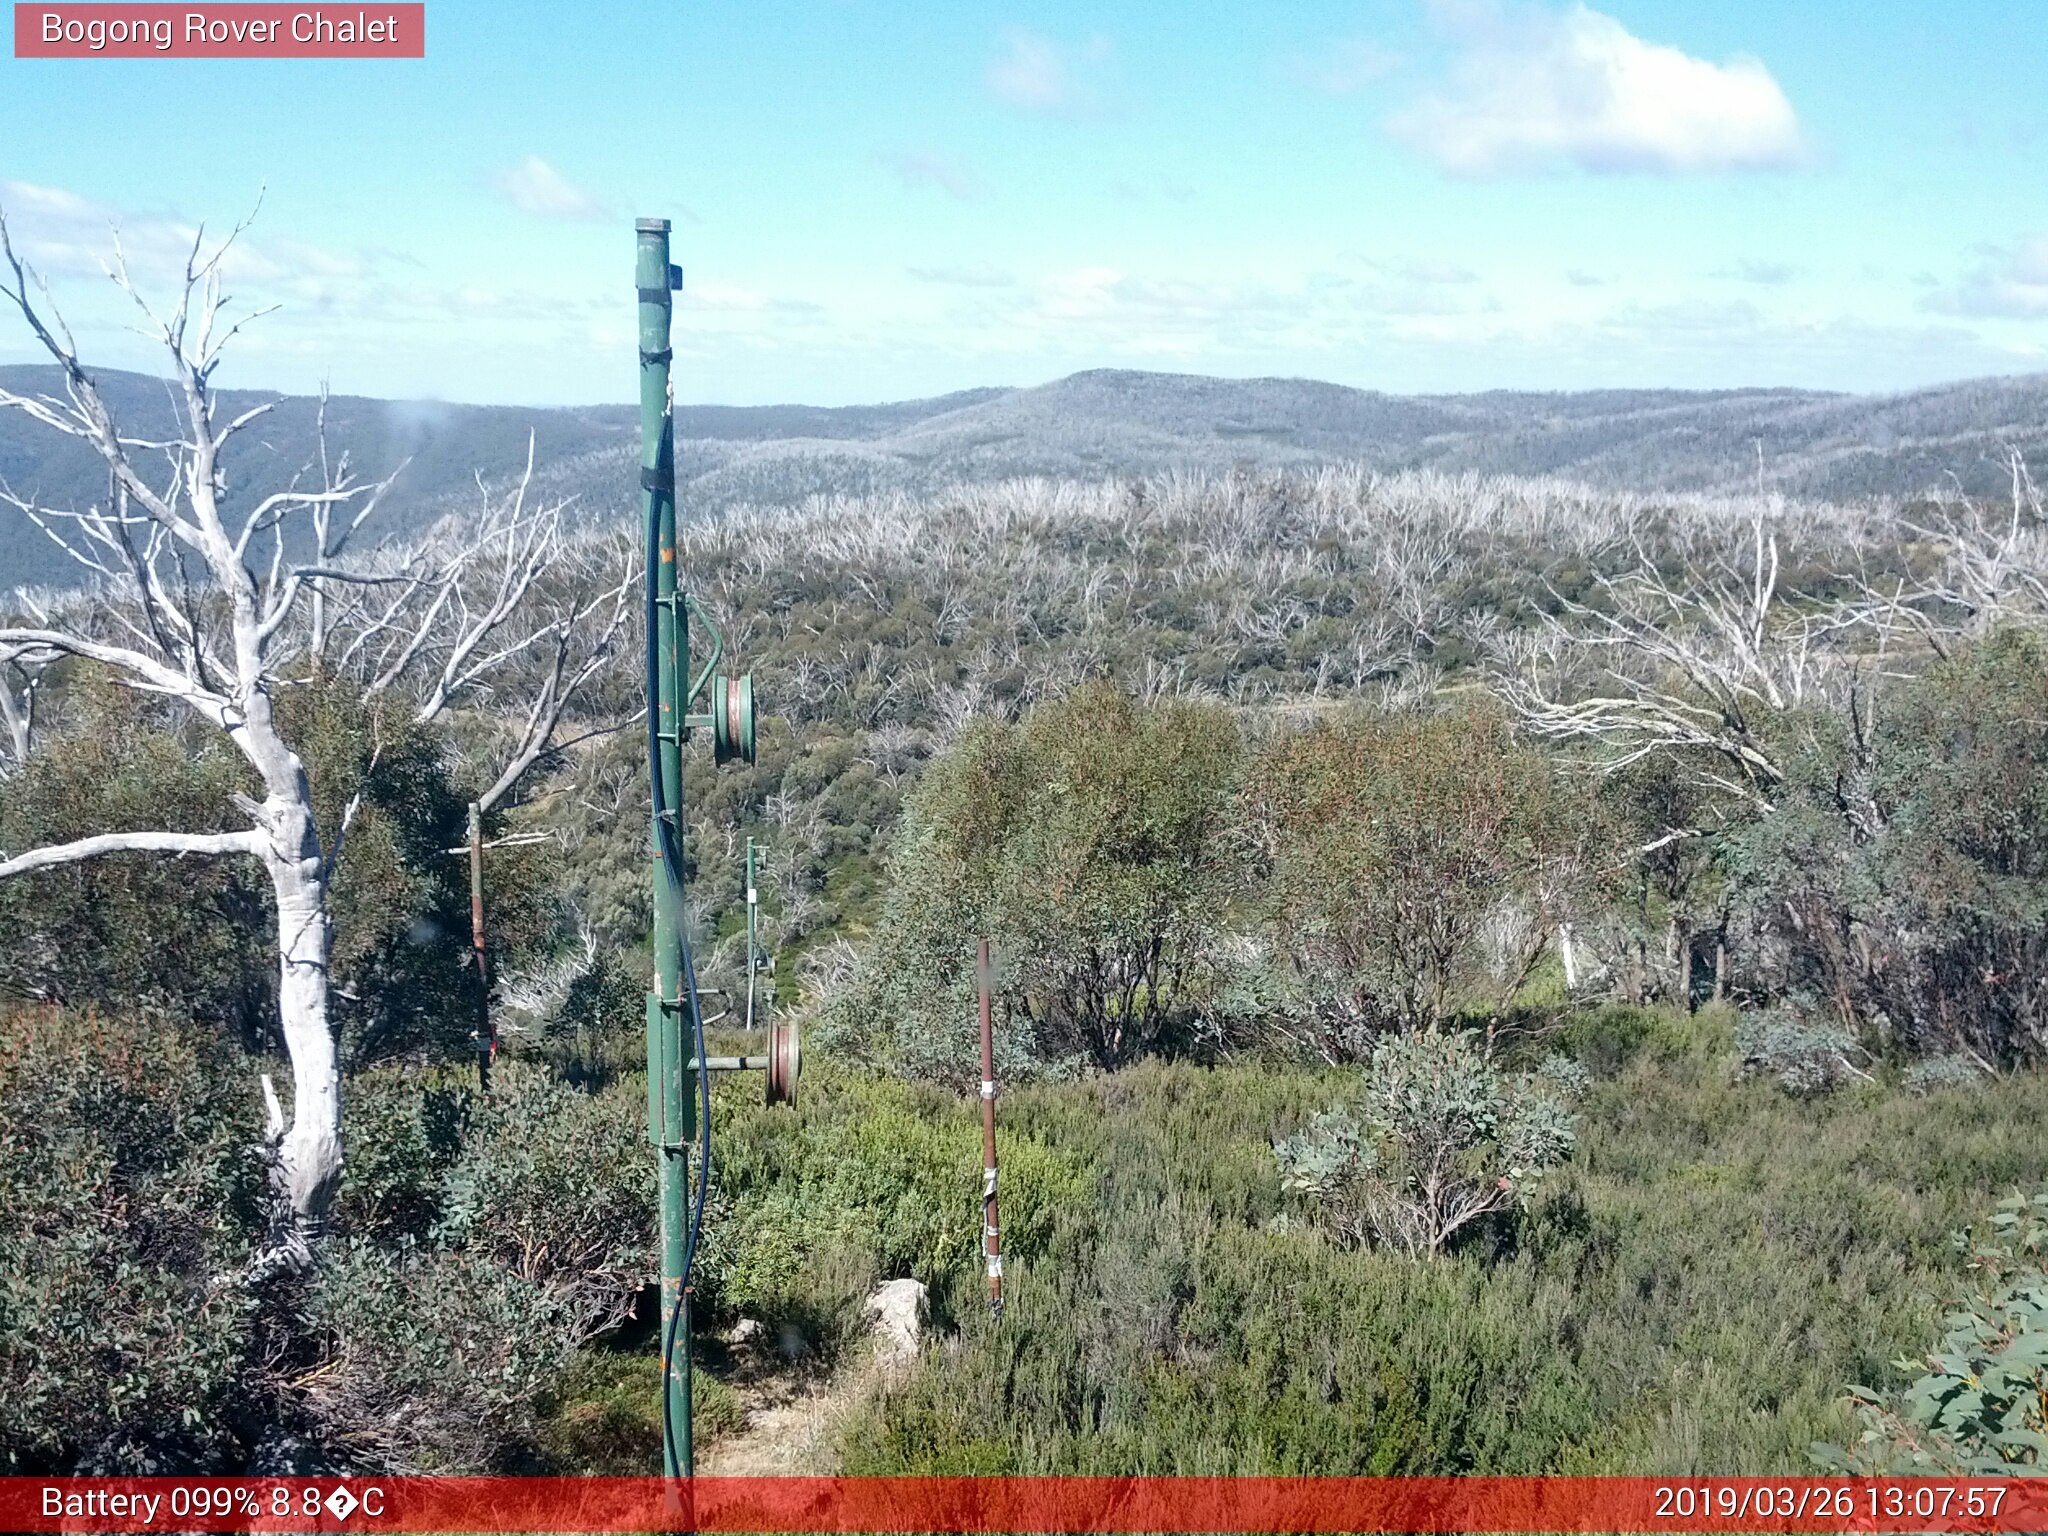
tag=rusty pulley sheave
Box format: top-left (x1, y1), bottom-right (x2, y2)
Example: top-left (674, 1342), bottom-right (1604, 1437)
top-left (711, 672), bottom-right (756, 765)
top-left (765, 1013), bottom-right (800, 1105)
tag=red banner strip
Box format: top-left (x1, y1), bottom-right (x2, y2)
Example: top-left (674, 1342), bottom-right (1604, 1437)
top-left (5, 1476), bottom-right (2046, 1533)
top-left (14, 4), bottom-right (424, 58)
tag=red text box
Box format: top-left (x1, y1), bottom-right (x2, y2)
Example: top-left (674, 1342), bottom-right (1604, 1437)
top-left (2, 1476), bottom-right (2045, 1533)
top-left (14, 4), bottom-right (424, 57)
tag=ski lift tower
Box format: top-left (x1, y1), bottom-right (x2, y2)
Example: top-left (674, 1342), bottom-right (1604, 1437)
top-left (636, 216), bottom-right (799, 1488)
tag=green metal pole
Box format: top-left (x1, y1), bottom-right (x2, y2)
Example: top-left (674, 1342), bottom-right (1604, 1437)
top-left (638, 216), bottom-right (696, 1486)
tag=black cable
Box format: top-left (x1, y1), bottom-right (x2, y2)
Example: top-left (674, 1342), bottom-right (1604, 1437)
top-left (646, 464), bottom-right (715, 1484)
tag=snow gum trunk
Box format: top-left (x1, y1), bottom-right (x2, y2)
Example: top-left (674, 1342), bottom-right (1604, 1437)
top-left (257, 770), bottom-right (342, 1250)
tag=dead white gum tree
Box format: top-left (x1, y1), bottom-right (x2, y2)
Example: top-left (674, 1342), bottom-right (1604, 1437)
top-left (0, 205), bottom-right (631, 1276)
top-left (1504, 475), bottom-right (2047, 805)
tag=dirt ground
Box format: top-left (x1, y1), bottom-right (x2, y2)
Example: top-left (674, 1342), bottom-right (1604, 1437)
top-left (696, 1367), bottom-right (856, 1475)
top-left (695, 1293), bottom-right (920, 1475)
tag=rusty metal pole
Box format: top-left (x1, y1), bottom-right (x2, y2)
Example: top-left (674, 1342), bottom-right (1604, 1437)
top-left (977, 937), bottom-right (1003, 1319)
top-left (467, 800), bottom-right (491, 1090)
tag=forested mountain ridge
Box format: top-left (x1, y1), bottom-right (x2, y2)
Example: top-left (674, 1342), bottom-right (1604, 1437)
top-left (5, 362), bottom-right (2047, 591)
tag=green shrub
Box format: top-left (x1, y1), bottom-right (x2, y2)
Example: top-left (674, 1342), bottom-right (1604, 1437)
top-left (0, 682), bottom-right (270, 1035)
top-left (1554, 1004), bottom-right (1670, 1075)
top-left (1735, 1003), bottom-right (1865, 1098)
top-left (1594, 753), bottom-right (1747, 1011)
top-left (279, 680), bottom-right (558, 1066)
top-left (432, 1061), bottom-right (655, 1331)
top-left (1903, 1054), bottom-right (1987, 1098)
top-left (1733, 630), bottom-right (2048, 1069)
top-left (533, 1350), bottom-right (662, 1474)
top-left (0, 1006), bottom-right (661, 1476)
top-left (552, 944), bottom-right (644, 1050)
top-left (300, 1063), bottom-right (654, 1472)
top-left (1246, 704), bottom-right (1594, 1050)
top-left (329, 1074), bottom-right (468, 1246)
top-left (0, 1006), bottom-right (261, 1473)
top-left (301, 1243), bottom-right (583, 1472)
top-left (1275, 1031), bottom-right (1581, 1256)
top-left (1813, 1190), bottom-right (2048, 1475)
top-left (833, 684), bottom-right (1242, 1079)
top-left (0, 677), bottom-right (557, 1067)
top-left (698, 1066), bottom-right (1089, 1355)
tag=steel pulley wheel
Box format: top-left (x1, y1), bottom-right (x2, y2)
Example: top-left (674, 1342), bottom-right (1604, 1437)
top-left (765, 1014), bottom-right (800, 1105)
top-left (710, 673), bottom-right (756, 765)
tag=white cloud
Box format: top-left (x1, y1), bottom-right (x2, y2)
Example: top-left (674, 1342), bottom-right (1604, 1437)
top-left (987, 28), bottom-right (1118, 118)
top-left (491, 156), bottom-right (609, 222)
top-left (1282, 37), bottom-right (1403, 96)
top-left (0, 179), bottom-right (96, 222)
top-left (900, 248), bottom-right (2015, 392)
top-left (0, 179), bottom-right (333, 287)
top-left (907, 264), bottom-right (1016, 288)
top-left (990, 29), bottom-right (1059, 109)
top-left (1355, 255), bottom-right (1480, 285)
top-left (1923, 237), bottom-right (2048, 318)
top-left (877, 151), bottom-right (984, 201)
top-left (0, 180), bottom-right (844, 399)
top-left (983, 262), bottom-right (1502, 360)
top-left (1715, 259), bottom-right (1802, 285)
top-left (1390, 1), bottom-right (1806, 176)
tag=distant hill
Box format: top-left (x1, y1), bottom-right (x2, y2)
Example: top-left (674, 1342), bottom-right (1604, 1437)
top-left (5, 363), bottom-right (2046, 592)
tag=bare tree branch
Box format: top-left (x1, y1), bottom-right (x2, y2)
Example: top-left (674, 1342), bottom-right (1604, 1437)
top-left (0, 827), bottom-right (261, 878)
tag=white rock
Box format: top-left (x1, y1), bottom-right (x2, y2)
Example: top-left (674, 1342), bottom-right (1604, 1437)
top-left (865, 1277), bottom-right (927, 1366)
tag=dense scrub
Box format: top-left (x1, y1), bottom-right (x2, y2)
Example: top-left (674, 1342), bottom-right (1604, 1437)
top-left (823, 1018), bottom-right (2048, 1476)
top-left (1731, 630), bottom-right (2048, 1067)
top-left (0, 1007), bottom-right (261, 1473)
top-left (827, 629), bottom-right (2048, 1084)
top-left (0, 1007), bottom-right (651, 1474)
top-left (826, 684), bottom-right (1243, 1081)
top-left (10, 993), bottom-right (2043, 1477)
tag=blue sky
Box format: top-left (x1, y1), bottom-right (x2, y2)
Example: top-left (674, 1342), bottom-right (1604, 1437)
top-left (2, 0), bottom-right (2044, 405)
